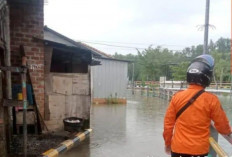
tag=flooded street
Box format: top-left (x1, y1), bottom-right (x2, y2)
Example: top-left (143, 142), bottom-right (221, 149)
top-left (61, 90), bottom-right (232, 157)
top-left (217, 94), bottom-right (232, 155)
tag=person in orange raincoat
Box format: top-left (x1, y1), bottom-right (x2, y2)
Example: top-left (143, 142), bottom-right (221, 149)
top-left (163, 54), bottom-right (232, 157)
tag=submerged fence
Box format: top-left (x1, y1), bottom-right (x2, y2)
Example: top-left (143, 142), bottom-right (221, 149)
top-left (131, 85), bottom-right (232, 99)
top-left (133, 87), bottom-right (179, 100)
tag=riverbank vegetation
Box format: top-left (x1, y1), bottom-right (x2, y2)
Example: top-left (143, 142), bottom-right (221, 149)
top-left (113, 38), bottom-right (231, 85)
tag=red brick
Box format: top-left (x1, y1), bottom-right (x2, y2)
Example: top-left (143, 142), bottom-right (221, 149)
top-left (35, 61), bottom-right (44, 64)
top-left (15, 33), bottom-right (24, 37)
top-left (26, 52), bottom-right (35, 56)
top-left (25, 34), bottom-right (33, 38)
top-left (21, 38), bottom-right (30, 43)
top-left (10, 2), bottom-right (45, 118)
top-left (31, 47), bottom-right (39, 51)
top-left (38, 70), bottom-right (44, 73)
top-left (37, 85), bottom-right (44, 89)
top-left (31, 56), bottom-right (39, 60)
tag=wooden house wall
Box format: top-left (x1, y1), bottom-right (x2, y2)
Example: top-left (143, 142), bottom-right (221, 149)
top-left (44, 46), bottom-right (91, 131)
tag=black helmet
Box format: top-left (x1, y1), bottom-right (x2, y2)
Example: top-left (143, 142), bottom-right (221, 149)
top-left (187, 54), bottom-right (214, 87)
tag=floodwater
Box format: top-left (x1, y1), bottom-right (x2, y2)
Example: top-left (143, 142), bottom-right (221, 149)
top-left (60, 90), bottom-right (232, 157)
top-left (217, 94), bottom-right (232, 155)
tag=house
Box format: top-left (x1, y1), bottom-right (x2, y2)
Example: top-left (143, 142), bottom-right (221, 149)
top-left (0, 0), bottom-right (95, 155)
top-left (0, 0), bottom-right (129, 155)
top-left (43, 26), bottom-right (98, 131)
top-left (44, 27), bottom-right (130, 105)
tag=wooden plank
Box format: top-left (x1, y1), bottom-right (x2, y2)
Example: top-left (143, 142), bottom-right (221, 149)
top-left (65, 95), bottom-right (77, 118)
top-left (3, 99), bottom-right (26, 107)
top-left (72, 75), bottom-right (89, 95)
top-left (44, 46), bottom-right (53, 74)
top-left (46, 94), bottom-right (66, 131)
top-left (0, 66), bottom-right (27, 73)
top-left (16, 111), bottom-right (36, 125)
top-left (48, 95), bottom-right (65, 120)
top-left (0, 3), bottom-right (9, 155)
top-left (44, 47), bottom-right (53, 121)
top-left (65, 95), bottom-right (90, 119)
top-left (0, 66), bottom-right (25, 73)
top-left (80, 96), bottom-right (91, 119)
top-left (52, 76), bottom-right (73, 95)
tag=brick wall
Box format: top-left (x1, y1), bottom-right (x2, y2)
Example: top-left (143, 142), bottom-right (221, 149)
top-left (9, 1), bottom-right (45, 117)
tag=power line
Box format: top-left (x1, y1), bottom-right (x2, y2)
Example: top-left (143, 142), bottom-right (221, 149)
top-left (79, 40), bottom-right (184, 52)
top-left (85, 45), bottom-right (183, 54)
top-left (80, 41), bottom-right (147, 50)
top-left (78, 40), bottom-right (150, 46)
top-left (76, 39), bottom-right (187, 47)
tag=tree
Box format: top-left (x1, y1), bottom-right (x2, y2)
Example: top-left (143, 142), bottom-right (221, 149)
top-left (170, 62), bottom-right (189, 81)
top-left (137, 47), bottom-right (174, 81)
top-left (209, 38), bottom-right (231, 84)
top-left (112, 38), bottom-right (231, 84)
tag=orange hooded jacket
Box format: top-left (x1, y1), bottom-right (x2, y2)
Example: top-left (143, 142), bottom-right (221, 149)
top-left (163, 84), bottom-right (231, 155)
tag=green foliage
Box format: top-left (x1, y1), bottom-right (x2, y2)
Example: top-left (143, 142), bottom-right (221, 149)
top-left (209, 38), bottom-right (231, 84)
top-left (170, 62), bottom-right (189, 81)
top-left (113, 38), bottom-right (231, 84)
top-left (137, 47), bottom-right (175, 80)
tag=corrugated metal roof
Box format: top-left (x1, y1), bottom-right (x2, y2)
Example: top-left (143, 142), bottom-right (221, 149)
top-left (44, 26), bottom-right (84, 48)
top-left (94, 56), bottom-right (132, 63)
top-left (44, 29), bottom-right (76, 47)
top-left (44, 26), bottom-right (131, 63)
top-left (44, 26), bottom-right (108, 57)
top-left (80, 42), bottom-right (112, 58)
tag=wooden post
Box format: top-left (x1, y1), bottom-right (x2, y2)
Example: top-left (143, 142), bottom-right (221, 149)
top-left (1, 2), bottom-right (12, 154)
top-left (132, 63), bottom-right (135, 95)
top-left (164, 77), bottom-right (166, 88)
top-left (147, 86), bottom-right (149, 97)
top-left (165, 90), bottom-right (168, 100)
top-left (4, 2), bottom-right (11, 104)
top-left (44, 46), bottom-right (53, 121)
top-left (180, 81), bottom-right (183, 89)
top-left (85, 65), bottom-right (91, 129)
top-left (0, 60), bottom-right (7, 157)
top-left (20, 46), bottom-right (28, 157)
top-left (22, 57), bottom-right (28, 157)
top-left (168, 90), bottom-right (171, 101)
top-left (152, 87), bottom-right (155, 97)
top-left (230, 76), bottom-right (232, 93)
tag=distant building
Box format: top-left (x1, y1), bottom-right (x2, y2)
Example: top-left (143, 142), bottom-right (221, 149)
top-left (91, 57), bottom-right (130, 104)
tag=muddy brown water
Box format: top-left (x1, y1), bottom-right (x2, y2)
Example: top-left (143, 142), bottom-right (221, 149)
top-left (60, 90), bottom-right (232, 157)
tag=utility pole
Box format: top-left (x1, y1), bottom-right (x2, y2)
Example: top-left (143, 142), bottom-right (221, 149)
top-left (132, 63), bottom-right (135, 95)
top-left (203, 0), bottom-right (210, 54)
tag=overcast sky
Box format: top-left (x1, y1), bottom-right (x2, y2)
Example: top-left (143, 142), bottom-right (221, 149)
top-left (44, 0), bottom-right (231, 55)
